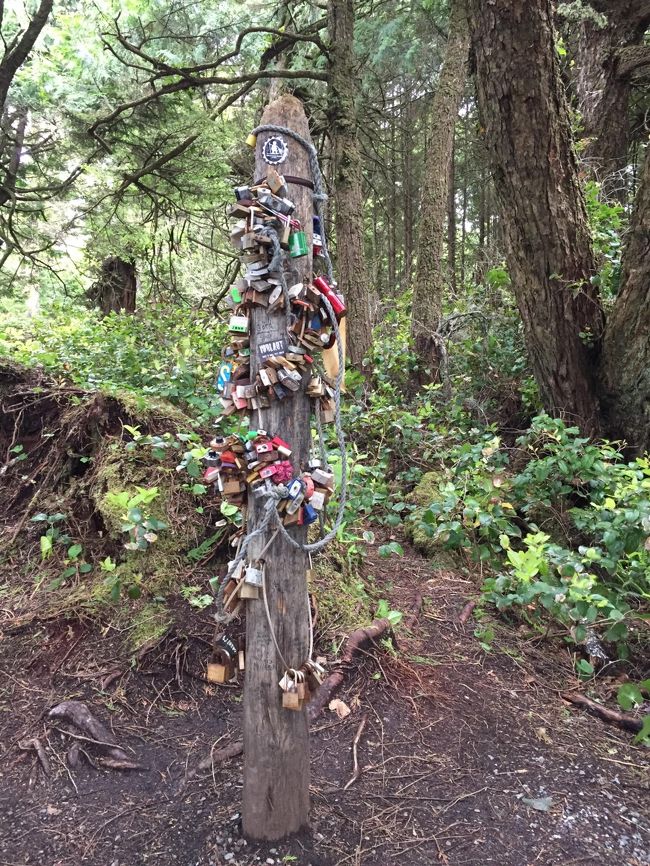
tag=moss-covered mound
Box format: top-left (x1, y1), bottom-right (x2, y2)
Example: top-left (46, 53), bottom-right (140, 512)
top-left (0, 360), bottom-right (224, 649)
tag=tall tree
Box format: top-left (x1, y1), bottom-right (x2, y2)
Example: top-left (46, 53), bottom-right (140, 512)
top-left (600, 145), bottom-right (650, 452)
top-left (410, 0), bottom-right (469, 384)
top-left (328, 0), bottom-right (373, 367)
top-left (467, 0), bottom-right (604, 435)
top-left (566, 0), bottom-right (650, 201)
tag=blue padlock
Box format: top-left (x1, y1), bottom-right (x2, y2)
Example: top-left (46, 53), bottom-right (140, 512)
top-left (302, 503), bottom-right (318, 525)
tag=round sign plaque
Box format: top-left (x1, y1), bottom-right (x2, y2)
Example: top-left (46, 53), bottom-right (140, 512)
top-left (262, 135), bottom-right (288, 165)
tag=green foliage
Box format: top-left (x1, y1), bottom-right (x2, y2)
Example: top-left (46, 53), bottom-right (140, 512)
top-left (413, 414), bottom-right (649, 656)
top-left (105, 486), bottom-right (167, 552)
top-left (0, 304), bottom-right (225, 423)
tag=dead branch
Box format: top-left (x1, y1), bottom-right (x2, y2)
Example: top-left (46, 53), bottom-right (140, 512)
top-left (561, 691), bottom-right (645, 734)
top-left (197, 739), bottom-right (244, 771)
top-left (343, 713), bottom-right (368, 791)
top-left (18, 737), bottom-right (50, 776)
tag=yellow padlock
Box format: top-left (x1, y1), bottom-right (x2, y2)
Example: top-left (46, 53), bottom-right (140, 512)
top-left (246, 132), bottom-right (257, 148)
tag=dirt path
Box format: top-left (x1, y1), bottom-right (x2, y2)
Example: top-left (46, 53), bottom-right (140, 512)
top-left (1, 535), bottom-right (648, 866)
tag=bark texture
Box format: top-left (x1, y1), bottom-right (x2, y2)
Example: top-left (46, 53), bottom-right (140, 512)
top-left (89, 257), bottom-right (137, 315)
top-left (243, 94), bottom-right (312, 841)
top-left (410, 0), bottom-right (469, 384)
top-left (328, 0), bottom-right (373, 368)
top-left (468, 0), bottom-right (604, 435)
top-left (570, 1), bottom-right (650, 201)
top-left (600, 146), bottom-right (650, 452)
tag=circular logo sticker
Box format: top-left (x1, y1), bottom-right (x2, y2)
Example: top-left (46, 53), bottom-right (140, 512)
top-left (262, 135), bottom-right (288, 165)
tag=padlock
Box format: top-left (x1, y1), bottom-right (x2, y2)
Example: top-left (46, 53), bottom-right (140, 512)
top-left (229, 315), bottom-right (249, 334)
top-left (311, 468), bottom-right (335, 488)
top-left (287, 478), bottom-right (304, 500)
top-left (302, 502), bottom-right (318, 525)
top-left (288, 230), bottom-right (308, 258)
top-left (244, 563), bottom-right (263, 587)
top-left (246, 132), bottom-right (257, 147)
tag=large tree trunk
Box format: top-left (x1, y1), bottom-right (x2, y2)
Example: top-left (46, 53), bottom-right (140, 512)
top-left (468, 0), bottom-right (604, 436)
top-left (328, 0), bottom-right (373, 368)
top-left (600, 146), bottom-right (650, 452)
top-left (410, 0), bottom-right (469, 384)
top-left (569, 1), bottom-right (650, 202)
top-left (89, 257), bottom-right (137, 315)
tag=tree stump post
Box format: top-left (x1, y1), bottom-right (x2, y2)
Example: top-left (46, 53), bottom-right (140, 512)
top-left (242, 94), bottom-right (313, 840)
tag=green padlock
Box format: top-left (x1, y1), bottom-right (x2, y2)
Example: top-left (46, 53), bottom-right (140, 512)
top-left (288, 230), bottom-right (308, 258)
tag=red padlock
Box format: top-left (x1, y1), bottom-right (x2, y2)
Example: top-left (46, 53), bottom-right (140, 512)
top-left (313, 276), bottom-right (346, 320)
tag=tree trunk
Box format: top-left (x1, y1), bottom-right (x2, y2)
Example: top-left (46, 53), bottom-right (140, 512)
top-left (0, 0), bottom-right (53, 116)
top-left (447, 139), bottom-right (457, 295)
top-left (569, 2), bottom-right (650, 202)
top-left (468, 0), bottom-right (604, 436)
top-left (600, 146), bottom-right (650, 452)
top-left (410, 0), bottom-right (469, 383)
top-left (90, 257), bottom-right (137, 315)
top-left (243, 94), bottom-right (312, 840)
top-left (328, 0), bottom-right (373, 368)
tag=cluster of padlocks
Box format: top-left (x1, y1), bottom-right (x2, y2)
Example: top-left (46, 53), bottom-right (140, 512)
top-left (215, 169), bottom-right (344, 420)
top-left (209, 629), bottom-right (325, 708)
top-left (203, 429), bottom-right (335, 526)
top-left (204, 164), bottom-right (342, 704)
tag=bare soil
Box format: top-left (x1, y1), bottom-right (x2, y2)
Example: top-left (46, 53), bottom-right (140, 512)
top-left (1, 534), bottom-right (648, 866)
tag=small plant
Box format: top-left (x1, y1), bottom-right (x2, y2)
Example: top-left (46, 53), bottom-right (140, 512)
top-left (105, 487), bottom-right (167, 551)
top-left (180, 585), bottom-right (213, 609)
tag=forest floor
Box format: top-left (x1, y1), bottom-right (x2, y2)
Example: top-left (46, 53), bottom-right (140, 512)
top-left (1, 532), bottom-right (649, 866)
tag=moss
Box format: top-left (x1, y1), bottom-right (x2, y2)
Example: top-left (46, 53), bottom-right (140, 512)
top-left (404, 470), bottom-right (459, 569)
top-left (105, 388), bottom-right (195, 432)
top-left (126, 601), bottom-right (172, 652)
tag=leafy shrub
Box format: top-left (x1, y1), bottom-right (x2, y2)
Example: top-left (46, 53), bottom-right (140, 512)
top-left (414, 414), bottom-right (649, 655)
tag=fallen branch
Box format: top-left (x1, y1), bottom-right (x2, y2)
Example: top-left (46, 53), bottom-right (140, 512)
top-left (308, 617), bottom-right (392, 720)
top-left (561, 691), bottom-right (645, 734)
top-left (343, 713), bottom-right (368, 790)
top-left (404, 592), bottom-right (423, 630)
top-left (458, 600), bottom-right (477, 625)
top-left (18, 737), bottom-right (50, 776)
top-left (197, 739), bottom-right (244, 770)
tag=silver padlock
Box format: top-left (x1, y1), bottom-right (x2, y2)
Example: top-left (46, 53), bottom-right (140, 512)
top-left (244, 563), bottom-right (263, 587)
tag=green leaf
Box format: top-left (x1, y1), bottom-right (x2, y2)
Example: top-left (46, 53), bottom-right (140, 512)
top-left (40, 534), bottom-right (53, 560)
top-left (79, 563), bottom-right (93, 574)
top-left (378, 542), bottom-right (404, 558)
top-left (617, 683), bottom-right (644, 711)
top-left (67, 543), bottom-right (83, 560)
top-left (127, 585), bottom-right (142, 599)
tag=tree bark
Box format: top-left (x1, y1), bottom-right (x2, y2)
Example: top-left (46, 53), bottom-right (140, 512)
top-left (243, 94), bottom-right (312, 840)
top-left (600, 145), bottom-right (650, 452)
top-left (468, 0), bottom-right (604, 436)
top-left (410, 0), bottom-right (469, 383)
top-left (89, 257), bottom-right (137, 315)
top-left (569, 1), bottom-right (650, 202)
top-left (328, 0), bottom-right (373, 368)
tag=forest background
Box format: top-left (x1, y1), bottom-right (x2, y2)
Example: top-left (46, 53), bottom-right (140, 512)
top-left (0, 0), bottom-right (648, 737)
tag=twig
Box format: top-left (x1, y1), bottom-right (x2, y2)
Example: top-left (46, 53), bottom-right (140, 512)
top-left (343, 713), bottom-right (368, 791)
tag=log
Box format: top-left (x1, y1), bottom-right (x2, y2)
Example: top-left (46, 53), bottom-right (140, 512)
top-left (561, 691), bottom-right (645, 733)
top-left (458, 600), bottom-right (477, 624)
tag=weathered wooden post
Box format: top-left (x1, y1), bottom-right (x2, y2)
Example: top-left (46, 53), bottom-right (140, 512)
top-left (242, 94), bottom-right (313, 839)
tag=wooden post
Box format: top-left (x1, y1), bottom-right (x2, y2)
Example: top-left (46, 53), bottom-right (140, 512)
top-left (242, 94), bottom-right (313, 840)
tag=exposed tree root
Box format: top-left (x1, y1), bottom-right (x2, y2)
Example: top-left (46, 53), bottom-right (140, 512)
top-left (561, 691), bottom-right (645, 734)
top-left (308, 617), bottom-right (393, 720)
top-left (48, 700), bottom-right (143, 769)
